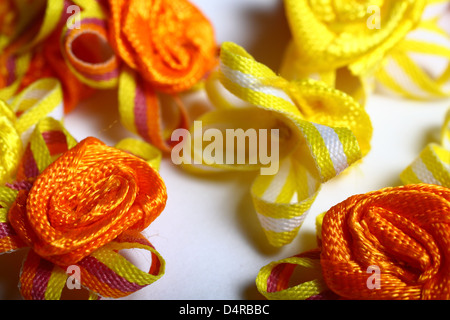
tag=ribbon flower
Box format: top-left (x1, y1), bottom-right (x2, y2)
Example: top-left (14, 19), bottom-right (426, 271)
top-left (180, 42), bottom-right (372, 247)
top-left (282, 0), bottom-right (450, 101)
top-left (0, 112), bottom-right (166, 299)
top-left (109, 0), bottom-right (217, 94)
top-left (257, 184), bottom-right (450, 300)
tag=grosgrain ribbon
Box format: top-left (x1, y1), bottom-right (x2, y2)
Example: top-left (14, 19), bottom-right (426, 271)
top-left (185, 42), bottom-right (372, 247)
top-left (281, 0), bottom-right (450, 102)
top-left (0, 116), bottom-right (166, 300)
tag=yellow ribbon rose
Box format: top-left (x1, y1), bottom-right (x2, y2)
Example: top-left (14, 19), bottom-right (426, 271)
top-left (282, 0), bottom-right (450, 102)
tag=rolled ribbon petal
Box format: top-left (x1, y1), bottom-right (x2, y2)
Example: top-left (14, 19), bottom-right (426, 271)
top-left (321, 184), bottom-right (450, 300)
top-left (183, 42), bottom-right (371, 247)
top-left (283, 0), bottom-right (426, 77)
top-left (108, 0), bottom-right (217, 94)
top-left (111, 0), bottom-right (217, 153)
top-left (8, 136), bottom-right (167, 266)
top-left (282, 0), bottom-right (450, 101)
top-left (1, 0), bottom-right (217, 150)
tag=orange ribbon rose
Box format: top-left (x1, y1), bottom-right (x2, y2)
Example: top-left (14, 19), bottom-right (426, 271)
top-left (108, 0), bottom-right (217, 94)
top-left (321, 184), bottom-right (450, 300)
top-left (8, 137), bottom-right (167, 267)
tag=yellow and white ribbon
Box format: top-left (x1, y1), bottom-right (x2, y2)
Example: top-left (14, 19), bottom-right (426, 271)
top-left (182, 42), bottom-right (372, 247)
top-left (401, 108), bottom-right (450, 186)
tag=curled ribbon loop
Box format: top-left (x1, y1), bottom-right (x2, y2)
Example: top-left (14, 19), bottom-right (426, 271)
top-left (257, 184), bottom-right (450, 300)
top-left (187, 42), bottom-right (371, 247)
top-left (401, 109), bottom-right (450, 186)
top-left (282, 0), bottom-right (450, 101)
top-left (118, 66), bottom-right (190, 153)
top-left (9, 136), bottom-right (167, 266)
top-left (255, 249), bottom-right (337, 300)
top-left (0, 78), bottom-right (63, 185)
top-left (0, 114), bottom-right (166, 299)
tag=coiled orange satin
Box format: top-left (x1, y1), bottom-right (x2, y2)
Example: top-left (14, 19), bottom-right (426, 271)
top-left (321, 184), bottom-right (450, 300)
top-left (8, 137), bottom-right (167, 267)
top-left (108, 0), bottom-right (217, 94)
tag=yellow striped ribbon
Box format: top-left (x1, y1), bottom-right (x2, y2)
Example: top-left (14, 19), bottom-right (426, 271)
top-left (0, 78), bottom-right (63, 185)
top-left (401, 109), bottom-right (450, 186)
top-left (0, 0), bottom-right (64, 101)
top-left (282, 0), bottom-right (450, 102)
top-left (184, 42), bottom-right (372, 247)
top-left (60, 1), bottom-right (119, 89)
top-left (255, 212), bottom-right (332, 300)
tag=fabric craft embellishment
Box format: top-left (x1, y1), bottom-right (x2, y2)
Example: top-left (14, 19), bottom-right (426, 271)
top-left (256, 184), bottom-right (450, 300)
top-left (0, 79), bottom-right (167, 300)
top-left (180, 41), bottom-right (372, 247)
top-left (281, 0), bottom-right (450, 103)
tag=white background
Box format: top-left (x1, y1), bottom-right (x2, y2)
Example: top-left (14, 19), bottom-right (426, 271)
top-left (1, 0), bottom-right (450, 300)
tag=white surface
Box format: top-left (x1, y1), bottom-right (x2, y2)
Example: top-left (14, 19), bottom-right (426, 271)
top-left (1, 0), bottom-right (449, 300)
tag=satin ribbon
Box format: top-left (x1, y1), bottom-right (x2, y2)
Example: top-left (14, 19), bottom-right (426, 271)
top-left (281, 0), bottom-right (450, 102)
top-left (0, 117), bottom-right (165, 299)
top-left (0, 0), bottom-right (217, 150)
top-left (183, 42), bottom-right (372, 247)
